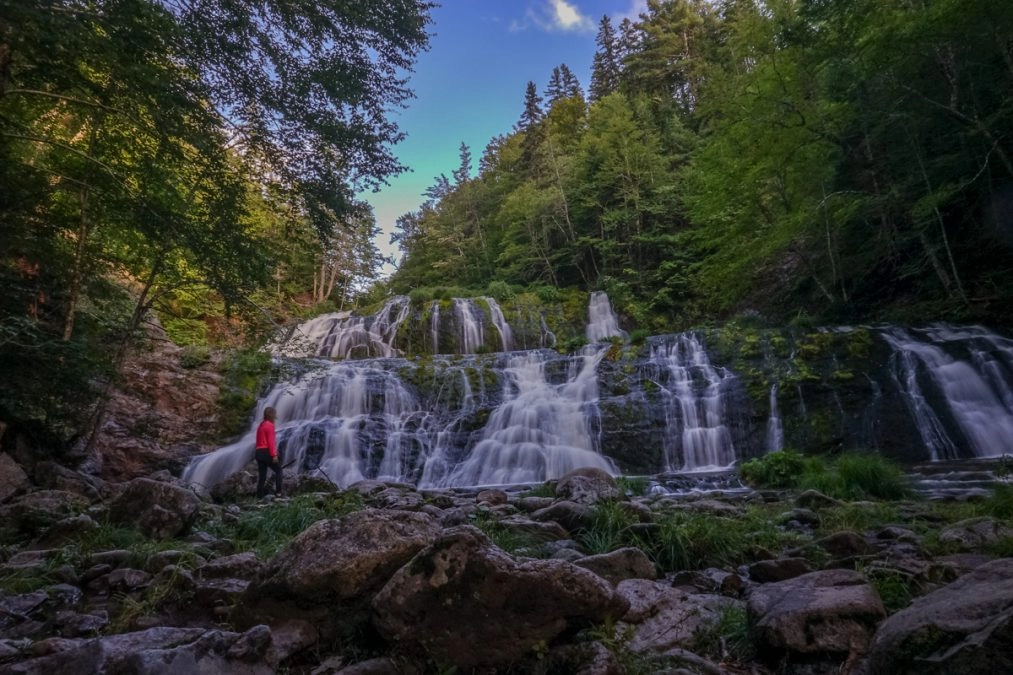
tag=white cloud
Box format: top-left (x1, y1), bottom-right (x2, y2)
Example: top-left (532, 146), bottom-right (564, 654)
top-left (614, 0), bottom-right (648, 23)
top-left (510, 0), bottom-right (595, 33)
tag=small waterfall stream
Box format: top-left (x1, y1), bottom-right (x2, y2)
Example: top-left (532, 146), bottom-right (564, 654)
top-left (454, 298), bottom-right (484, 354)
top-left (586, 291), bottom-right (626, 342)
top-left (767, 384), bottom-right (784, 452)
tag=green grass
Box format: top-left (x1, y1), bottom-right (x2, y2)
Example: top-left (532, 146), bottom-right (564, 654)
top-left (615, 476), bottom-right (650, 497)
top-left (692, 603), bottom-right (755, 663)
top-left (201, 491), bottom-right (364, 558)
top-left (578, 500), bottom-right (639, 555)
top-left (468, 509), bottom-right (549, 556)
top-left (740, 450), bottom-right (912, 501)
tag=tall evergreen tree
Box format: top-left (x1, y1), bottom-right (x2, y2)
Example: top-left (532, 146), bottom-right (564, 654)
top-left (517, 81), bottom-right (545, 174)
top-left (590, 16), bottom-right (622, 102)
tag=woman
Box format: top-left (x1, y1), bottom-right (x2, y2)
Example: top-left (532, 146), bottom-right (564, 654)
top-left (254, 406), bottom-right (283, 498)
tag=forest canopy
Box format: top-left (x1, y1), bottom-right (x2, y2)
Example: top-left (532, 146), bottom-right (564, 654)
top-left (388, 0), bottom-right (1013, 332)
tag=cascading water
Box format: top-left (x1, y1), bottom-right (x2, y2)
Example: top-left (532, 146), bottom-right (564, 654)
top-left (484, 297), bottom-right (514, 352)
top-left (441, 348), bottom-right (616, 487)
top-left (648, 334), bottom-right (737, 472)
top-left (430, 300), bottom-right (440, 354)
top-left (454, 298), bottom-right (484, 354)
top-left (883, 325), bottom-right (1013, 459)
top-left (766, 384), bottom-right (784, 452)
top-left (271, 296), bottom-right (411, 359)
top-left (586, 291), bottom-right (626, 342)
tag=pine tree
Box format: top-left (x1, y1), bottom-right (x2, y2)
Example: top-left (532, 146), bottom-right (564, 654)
top-left (516, 81), bottom-right (544, 174)
top-left (559, 64), bottom-right (584, 100)
top-left (590, 16), bottom-right (621, 101)
top-left (453, 142), bottom-right (472, 185)
top-left (545, 66), bottom-right (565, 104)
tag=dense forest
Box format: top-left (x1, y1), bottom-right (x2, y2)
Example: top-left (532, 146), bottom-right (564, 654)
top-left (390, 0), bottom-right (1013, 332)
top-left (2, 0), bottom-right (1013, 446)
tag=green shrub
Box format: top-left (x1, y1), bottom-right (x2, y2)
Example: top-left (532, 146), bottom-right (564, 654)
top-left (984, 482), bottom-right (1013, 518)
top-left (180, 345), bottom-right (212, 369)
top-left (579, 501), bottom-right (638, 555)
top-left (738, 450), bottom-right (815, 489)
top-left (533, 284), bottom-right (561, 303)
top-left (802, 453), bottom-right (912, 501)
top-left (616, 476), bottom-right (650, 497)
top-left (408, 287), bottom-right (433, 303)
top-left (485, 280), bottom-right (515, 301)
top-left (558, 335), bottom-right (589, 354)
top-left (628, 328), bottom-right (651, 346)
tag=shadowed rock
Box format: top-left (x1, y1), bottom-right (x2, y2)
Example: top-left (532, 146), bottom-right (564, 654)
top-left (109, 478), bottom-right (201, 540)
top-left (371, 525), bottom-right (629, 669)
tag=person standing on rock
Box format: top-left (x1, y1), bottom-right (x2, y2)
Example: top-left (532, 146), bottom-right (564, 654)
top-left (255, 406), bottom-right (282, 498)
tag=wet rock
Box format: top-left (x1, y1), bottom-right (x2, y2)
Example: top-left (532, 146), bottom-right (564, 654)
top-left (575, 547), bottom-right (658, 585)
top-left (861, 557), bottom-right (1013, 675)
top-left (616, 578), bottom-right (739, 655)
top-left (532, 500), bottom-right (594, 532)
top-left (372, 525), bottom-right (629, 669)
top-left (108, 477), bottom-right (201, 540)
top-left (817, 530), bottom-right (872, 559)
top-left (747, 568), bottom-right (885, 663)
top-left (556, 468), bottom-right (621, 505)
top-left (476, 488), bottom-right (508, 505)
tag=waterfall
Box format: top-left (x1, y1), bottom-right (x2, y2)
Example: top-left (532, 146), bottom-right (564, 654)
top-left (454, 298), bottom-right (484, 354)
top-left (882, 325), bottom-right (1013, 459)
top-left (650, 334), bottom-right (736, 471)
top-left (586, 291), bottom-right (626, 342)
top-left (430, 300), bottom-right (440, 354)
top-left (483, 297), bottom-right (514, 352)
top-left (271, 296), bottom-right (410, 359)
top-left (766, 384), bottom-right (784, 452)
top-left (540, 315), bottom-right (557, 348)
top-left (441, 348), bottom-right (617, 487)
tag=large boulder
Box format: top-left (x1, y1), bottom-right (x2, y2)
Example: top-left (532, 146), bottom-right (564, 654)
top-left (555, 467), bottom-right (622, 505)
top-left (1, 625), bottom-right (273, 674)
top-left (246, 509), bottom-right (441, 606)
top-left (108, 478), bottom-right (201, 540)
top-left (574, 547), bottom-right (658, 586)
top-left (747, 568), bottom-right (886, 663)
top-left (371, 525), bottom-right (629, 670)
top-left (0, 491), bottom-right (90, 534)
top-left (615, 579), bottom-right (739, 655)
top-left (938, 517), bottom-right (1013, 551)
top-left (861, 558), bottom-right (1013, 674)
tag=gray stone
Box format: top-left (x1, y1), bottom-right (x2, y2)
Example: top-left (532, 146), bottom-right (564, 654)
top-left (575, 547), bottom-right (657, 585)
top-left (556, 467), bottom-right (621, 505)
top-left (748, 557), bottom-right (814, 583)
top-left (938, 517), bottom-right (1013, 551)
top-left (476, 489), bottom-right (508, 505)
top-left (817, 530), bottom-right (872, 559)
top-left (615, 578), bottom-right (740, 655)
top-left (108, 477), bottom-right (202, 540)
top-left (747, 568), bottom-right (885, 662)
top-left (0, 453), bottom-right (31, 504)
top-left (372, 525), bottom-right (629, 670)
top-left (861, 557), bottom-right (1013, 675)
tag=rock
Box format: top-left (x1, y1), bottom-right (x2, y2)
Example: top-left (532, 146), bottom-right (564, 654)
top-left (861, 557), bottom-right (1013, 674)
top-left (108, 478), bottom-right (201, 540)
top-left (496, 515), bottom-right (569, 542)
top-left (106, 568), bottom-right (151, 592)
top-left (515, 496), bottom-right (554, 512)
top-left (679, 498), bottom-right (741, 516)
top-left (330, 657), bottom-right (420, 674)
top-left (817, 530), bottom-right (872, 559)
top-left (615, 579), bottom-right (739, 655)
top-left (748, 557), bottom-right (814, 583)
top-left (199, 552), bottom-right (261, 580)
top-left (31, 462), bottom-right (107, 502)
top-left (777, 507), bottom-right (821, 528)
top-left (368, 487), bottom-right (424, 511)
top-left (0, 491), bottom-right (89, 533)
top-left (532, 500), bottom-right (595, 532)
top-left (543, 641), bottom-right (623, 675)
top-left (30, 515), bottom-right (99, 549)
top-left (86, 550), bottom-right (132, 567)
top-left (52, 610), bottom-right (108, 637)
top-left (938, 517), bottom-right (1013, 551)
top-left (555, 468), bottom-right (621, 505)
top-left (747, 568), bottom-right (886, 663)
top-left (372, 525), bottom-right (629, 670)
top-left (2, 551), bottom-right (59, 574)
top-left (1, 625), bottom-right (273, 674)
top-left (476, 489), bottom-right (508, 505)
top-left (0, 453), bottom-right (31, 504)
top-left (575, 547), bottom-right (657, 585)
top-left (796, 489), bottom-right (843, 510)
top-left (246, 509), bottom-right (441, 606)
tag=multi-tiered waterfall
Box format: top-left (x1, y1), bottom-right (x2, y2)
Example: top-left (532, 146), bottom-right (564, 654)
top-left (184, 294), bottom-right (1013, 492)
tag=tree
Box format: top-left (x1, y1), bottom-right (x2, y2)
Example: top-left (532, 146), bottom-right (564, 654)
top-left (590, 16), bottom-right (622, 102)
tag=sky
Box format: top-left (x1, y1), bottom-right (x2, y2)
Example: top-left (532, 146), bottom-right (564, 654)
top-left (360, 0), bottom-right (648, 273)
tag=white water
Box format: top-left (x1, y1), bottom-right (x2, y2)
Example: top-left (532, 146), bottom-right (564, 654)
top-left (454, 298), bottom-right (484, 354)
top-left (651, 334), bottom-right (736, 472)
top-left (430, 301), bottom-right (440, 354)
top-left (271, 296), bottom-right (411, 359)
top-left (586, 291), bottom-right (626, 342)
top-left (766, 384), bottom-right (784, 452)
top-left (883, 325), bottom-right (1013, 459)
top-left (441, 348), bottom-right (617, 487)
top-left (483, 297), bottom-right (514, 352)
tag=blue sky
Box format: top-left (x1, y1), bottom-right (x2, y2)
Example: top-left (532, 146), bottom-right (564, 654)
top-left (361, 0), bottom-right (647, 272)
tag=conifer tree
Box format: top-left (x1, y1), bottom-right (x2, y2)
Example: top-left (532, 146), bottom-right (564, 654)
top-left (590, 16), bottom-right (621, 101)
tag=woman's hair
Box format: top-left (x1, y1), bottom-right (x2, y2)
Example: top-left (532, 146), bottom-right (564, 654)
top-left (263, 406), bottom-right (277, 421)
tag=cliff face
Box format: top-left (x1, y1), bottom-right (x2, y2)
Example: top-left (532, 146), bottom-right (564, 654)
top-left (89, 319), bottom-right (224, 481)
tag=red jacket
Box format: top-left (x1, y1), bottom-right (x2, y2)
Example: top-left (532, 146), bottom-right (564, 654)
top-left (255, 419), bottom-right (277, 459)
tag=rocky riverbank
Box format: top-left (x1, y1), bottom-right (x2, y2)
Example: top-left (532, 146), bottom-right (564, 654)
top-left (1, 459), bottom-right (1012, 674)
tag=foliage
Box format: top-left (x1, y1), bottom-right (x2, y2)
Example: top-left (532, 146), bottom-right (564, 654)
top-left (738, 450), bottom-right (817, 489)
top-left (692, 603), bottom-right (755, 664)
top-left (201, 492), bottom-right (364, 558)
top-left (579, 500), bottom-right (639, 555)
top-left (216, 349), bottom-right (274, 439)
top-left (801, 453), bottom-right (913, 501)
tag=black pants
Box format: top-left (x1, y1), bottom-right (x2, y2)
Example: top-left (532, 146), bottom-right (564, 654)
top-left (255, 448), bottom-right (283, 497)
